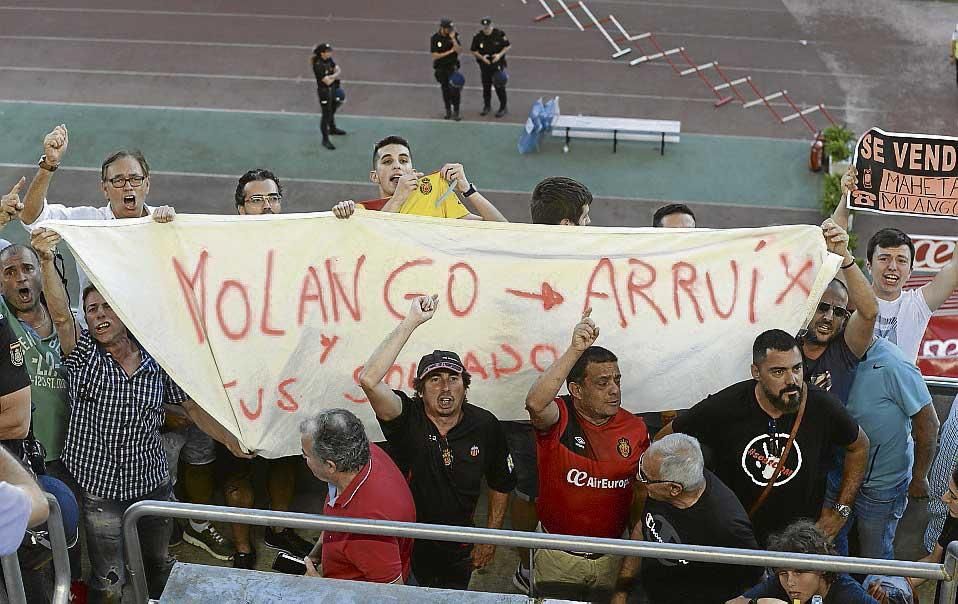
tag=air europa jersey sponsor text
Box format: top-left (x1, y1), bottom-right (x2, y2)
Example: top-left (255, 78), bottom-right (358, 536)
top-left (566, 468), bottom-right (631, 489)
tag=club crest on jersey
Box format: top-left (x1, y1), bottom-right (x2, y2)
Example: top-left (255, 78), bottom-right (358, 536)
top-left (9, 342), bottom-right (23, 367)
top-left (617, 437), bottom-right (631, 458)
top-left (419, 178), bottom-right (433, 195)
top-left (574, 436), bottom-right (586, 449)
top-left (470, 445), bottom-right (480, 457)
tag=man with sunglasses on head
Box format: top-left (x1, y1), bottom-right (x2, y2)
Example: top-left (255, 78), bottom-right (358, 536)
top-left (611, 434), bottom-right (761, 604)
top-left (525, 309), bottom-right (649, 602)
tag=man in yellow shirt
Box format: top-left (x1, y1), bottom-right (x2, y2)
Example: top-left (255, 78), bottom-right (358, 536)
top-left (333, 135), bottom-right (507, 221)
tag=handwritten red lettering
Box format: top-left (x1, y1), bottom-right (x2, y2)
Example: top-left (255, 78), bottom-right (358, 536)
top-left (276, 377), bottom-right (299, 412)
top-left (216, 280), bottom-right (251, 340)
top-left (297, 266), bottom-right (329, 325)
top-left (627, 259), bottom-right (666, 325)
top-left (463, 351), bottom-right (490, 380)
top-left (260, 250), bottom-right (285, 336)
top-left (529, 344), bottom-right (559, 372)
top-left (345, 366), bottom-right (368, 404)
top-left (319, 334), bottom-right (339, 364)
top-left (173, 251), bottom-right (209, 344)
top-left (447, 262), bottom-right (478, 317)
top-left (326, 255), bottom-right (365, 323)
top-left (672, 262), bottom-right (704, 323)
top-left (775, 255), bottom-right (813, 305)
top-left (749, 268), bottom-right (760, 324)
top-left (383, 258), bottom-right (434, 320)
top-left (491, 344), bottom-right (523, 379)
top-left (705, 260), bottom-right (738, 319)
top-left (240, 387), bottom-right (264, 420)
top-left (583, 258), bottom-right (627, 328)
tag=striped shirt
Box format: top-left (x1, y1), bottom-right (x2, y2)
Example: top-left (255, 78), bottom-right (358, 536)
top-left (61, 331), bottom-right (187, 500)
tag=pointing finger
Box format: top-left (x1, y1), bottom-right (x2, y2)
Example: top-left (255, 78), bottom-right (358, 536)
top-left (7, 176), bottom-right (25, 197)
top-left (581, 307), bottom-right (592, 320)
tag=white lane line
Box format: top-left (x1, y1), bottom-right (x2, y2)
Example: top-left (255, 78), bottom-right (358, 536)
top-left (0, 34), bottom-right (889, 80)
top-left (0, 65), bottom-right (878, 112)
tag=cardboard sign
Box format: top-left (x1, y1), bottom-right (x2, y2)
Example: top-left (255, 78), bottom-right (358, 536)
top-left (46, 214), bottom-right (839, 457)
top-left (851, 128), bottom-right (958, 219)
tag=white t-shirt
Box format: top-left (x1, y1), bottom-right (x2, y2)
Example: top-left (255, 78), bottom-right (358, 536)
top-left (0, 481), bottom-right (31, 556)
top-left (873, 286), bottom-right (933, 362)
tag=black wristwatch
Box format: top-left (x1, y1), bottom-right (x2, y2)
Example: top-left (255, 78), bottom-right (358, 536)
top-left (38, 154), bottom-right (59, 172)
top-left (832, 503), bottom-right (852, 518)
top-left (462, 183), bottom-right (478, 197)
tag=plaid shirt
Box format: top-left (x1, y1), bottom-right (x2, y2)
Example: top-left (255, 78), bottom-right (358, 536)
top-left (61, 331), bottom-right (188, 500)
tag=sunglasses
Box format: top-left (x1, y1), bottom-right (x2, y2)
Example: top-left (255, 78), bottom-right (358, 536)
top-left (817, 302), bottom-right (850, 320)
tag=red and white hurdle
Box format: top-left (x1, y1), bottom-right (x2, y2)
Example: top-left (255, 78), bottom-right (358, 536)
top-left (535, 0), bottom-right (631, 58)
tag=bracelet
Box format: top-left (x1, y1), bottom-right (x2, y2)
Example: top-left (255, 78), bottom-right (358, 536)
top-left (840, 258), bottom-right (856, 270)
top-left (462, 184), bottom-right (478, 197)
top-left (38, 154), bottom-right (59, 172)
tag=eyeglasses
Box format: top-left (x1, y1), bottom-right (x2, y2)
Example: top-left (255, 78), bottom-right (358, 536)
top-left (245, 194), bottom-right (283, 207)
top-left (105, 175), bottom-right (146, 189)
top-left (637, 453), bottom-right (677, 486)
top-left (816, 301), bottom-right (851, 320)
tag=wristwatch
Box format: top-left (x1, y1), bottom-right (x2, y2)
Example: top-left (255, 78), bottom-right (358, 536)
top-left (832, 503), bottom-right (852, 518)
top-left (462, 183), bottom-right (478, 198)
top-left (38, 154), bottom-right (59, 172)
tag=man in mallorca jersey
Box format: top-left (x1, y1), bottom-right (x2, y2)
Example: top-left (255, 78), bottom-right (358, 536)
top-left (524, 309), bottom-right (649, 601)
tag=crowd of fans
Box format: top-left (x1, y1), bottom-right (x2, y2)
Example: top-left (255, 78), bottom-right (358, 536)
top-left (0, 122), bottom-right (955, 604)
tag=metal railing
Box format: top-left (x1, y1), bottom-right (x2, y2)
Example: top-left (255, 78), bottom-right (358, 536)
top-left (124, 500), bottom-right (958, 603)
top-left (0, 492), bottom-right (71, 604)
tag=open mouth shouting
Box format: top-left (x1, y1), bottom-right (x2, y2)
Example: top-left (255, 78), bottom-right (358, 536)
top-left (437, 394), bottom-right (455, 410)
top-left (94, 320), bottom-right (112, 335)
top-left (16, 287), bottom-right (33, 306)
top-left (122, 194), bottom-right (137, 211)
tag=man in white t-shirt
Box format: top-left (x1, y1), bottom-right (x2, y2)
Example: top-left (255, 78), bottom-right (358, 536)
top-left (864, 227), bottom-right (958, 362)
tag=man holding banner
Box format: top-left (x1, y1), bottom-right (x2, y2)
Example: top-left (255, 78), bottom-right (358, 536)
top-left (359, 294), bottom-right (515, 590)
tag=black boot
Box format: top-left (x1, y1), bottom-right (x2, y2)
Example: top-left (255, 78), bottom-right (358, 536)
top-left (495, 106), bottom-right (508, 118)
top-left (330, 125), bottom-right (347, 135)
top-left (453, 108), bottom-right (462, 121)
top-left (480, 105), bottom-right (491, 116)
top-left (322, 139), bottom-right (336, 150)
top-left (444, 108), bottom-right (452, 120)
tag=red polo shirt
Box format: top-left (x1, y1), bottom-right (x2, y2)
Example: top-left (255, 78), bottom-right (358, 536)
top-left (322, 444), bottom-right (416, 583)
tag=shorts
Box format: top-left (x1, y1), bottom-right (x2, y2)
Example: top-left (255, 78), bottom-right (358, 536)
top-left (162, 425), bottom-right (216, 483)
top-left (502, 420), bottom-right (538, 501)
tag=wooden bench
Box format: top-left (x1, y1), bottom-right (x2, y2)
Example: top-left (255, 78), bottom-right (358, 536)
top-left (551, 115), bottom-right (681, 155)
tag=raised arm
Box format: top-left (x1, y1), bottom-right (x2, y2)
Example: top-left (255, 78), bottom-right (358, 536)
top-left (0, 178), bottom-right (26, 228)
top-left (923, 250), bottom-right (958, 312)
top-left (441, 163), bottom-right (507, 222)
top-left (359, 294), bottom-right (438, 421)
top-left (31, 228), bottom-right (77, 356)
top-left (525, 309), bottom-right (598, 430)
top-left (822, 219), bottom-right (878, 357)
top-left (909, 403), bottom-right (940, 498)
top-left (22, 125), bottom-right (68, 226)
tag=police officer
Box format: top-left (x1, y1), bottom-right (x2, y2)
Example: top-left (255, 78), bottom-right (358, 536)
top-left (471, 17), bottom-right (510, 118)
top-left (311, 43), bottom-right (346, 150)
top-left (430, 18), bottom-right (462, 121)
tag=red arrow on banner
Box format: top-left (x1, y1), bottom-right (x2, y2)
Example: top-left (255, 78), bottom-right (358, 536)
top-left (505, 282), bottom-right (565, 311)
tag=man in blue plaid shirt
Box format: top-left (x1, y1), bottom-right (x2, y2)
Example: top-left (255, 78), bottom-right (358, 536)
top-left (32, 229), bottom-right (248, 602)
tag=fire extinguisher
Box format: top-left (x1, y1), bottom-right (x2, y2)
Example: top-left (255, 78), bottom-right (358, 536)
top-left (809, 131), bottom-right (825, 172)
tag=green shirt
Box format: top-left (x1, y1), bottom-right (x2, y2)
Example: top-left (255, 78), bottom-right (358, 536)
top-left (0, 298), bottom-right (69, 461)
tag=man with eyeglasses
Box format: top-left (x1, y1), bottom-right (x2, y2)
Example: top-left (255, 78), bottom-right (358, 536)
top-left (224, 168), bottom-right (315, 569)
top-left (524, 309), bottom-right (649, 601)
top-left (610, 434), bottom-right (761, 604)
top-left (657, 329), bottom-right (869, 546)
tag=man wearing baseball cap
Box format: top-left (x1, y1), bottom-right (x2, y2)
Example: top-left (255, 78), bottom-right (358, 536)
top-left (471, 17), bottom-right (511, 117)
top-left (430, 18), bottom-right (463, 120)
top-left (359, 294), bottom-right (515, 589)
top-left (311, 43), bottom-right (345, 150)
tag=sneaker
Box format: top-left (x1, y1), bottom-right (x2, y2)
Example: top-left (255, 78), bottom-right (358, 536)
top-left (322, 139), bottom-right (336, 150)
top-left (329, 127), bottom-right (347, 135)
top-left (183, 523), bottom-right (234, 561)
top-left (512, 565), bottom-right (531, 594)
top-left (169, 521), bottom-right (183, 548)
top-left (264, 527), bottom-right (314, 558)
top-left (495, 107), bottom-right (508, 118)
top-left (233, 550), bottom-right (257, 570)
top-left (480, 106), bottom-right (491, 116)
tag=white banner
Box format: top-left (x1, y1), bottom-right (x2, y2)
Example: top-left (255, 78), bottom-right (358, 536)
top-left (46, 213), bottom-right (839, 457)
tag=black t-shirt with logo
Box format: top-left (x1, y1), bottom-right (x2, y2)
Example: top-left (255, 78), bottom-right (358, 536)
top-left (802, 331), bottom-right (860, 405)
top-left (470, 28), bottom-right (510, 67)
top-left (430, 32), bottom-right (461, 71)
top-left (378, 390), bottom-right (515, 528)
top-left (671, 380), bottom-right (859, 544)
top-left (640, 470), bottom-right (764, 603)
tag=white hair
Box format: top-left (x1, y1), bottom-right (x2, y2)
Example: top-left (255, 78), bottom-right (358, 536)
top-left (648, 433), bottom-right (705, 490)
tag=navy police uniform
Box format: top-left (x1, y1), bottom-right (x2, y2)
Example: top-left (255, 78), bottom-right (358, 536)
top-left (471, 18), bottom-right (510, 117)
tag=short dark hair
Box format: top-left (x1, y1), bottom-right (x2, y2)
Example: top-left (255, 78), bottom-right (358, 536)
top-left (299, 409), bottom-right (370, 473)
top-left (866, 228), bottom-right (914, 267)
top-left (81, 283), bottom-right (99, 308)
top-left (826, 278), bottom-right (849, 298)
top-left (0, 244), bottom-right (38, 264)
top-left (752, 329), bottom-right (798, 365)
top-left (652, 203), bottom-right (695, 227)
top-left (567, 346), bottom-right (617, 387)
top-left (234, 168), bottom-right (283, 209)
top-left (413, 369), bottom-right (472, 397)
top-left (766, 520), bottom-right (837, 584)
top-left (530, 177), bottom-right (593, 225)
top-left (101, 150), bottom-right (150, 181)
top-left (372, 136), bottom-right (412, 169)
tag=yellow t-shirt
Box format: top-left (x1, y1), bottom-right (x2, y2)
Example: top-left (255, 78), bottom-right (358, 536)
top-left (398, 172), bottom-right (469, 219)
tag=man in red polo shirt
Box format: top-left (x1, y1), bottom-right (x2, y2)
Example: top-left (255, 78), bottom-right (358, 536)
top-left (524, 309), bottom-right (650, 601)
top-left (300, 408), bottom-right (415, 584)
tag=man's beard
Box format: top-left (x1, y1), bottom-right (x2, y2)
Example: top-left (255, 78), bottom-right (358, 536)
top-left (764, 383), bottom-right (804, 413)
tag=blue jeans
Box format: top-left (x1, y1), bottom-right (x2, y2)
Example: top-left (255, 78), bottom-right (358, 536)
top-left (825, 472), bottom-right (909, 559)
top-left (83, 481), bottom-right (175, 603)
